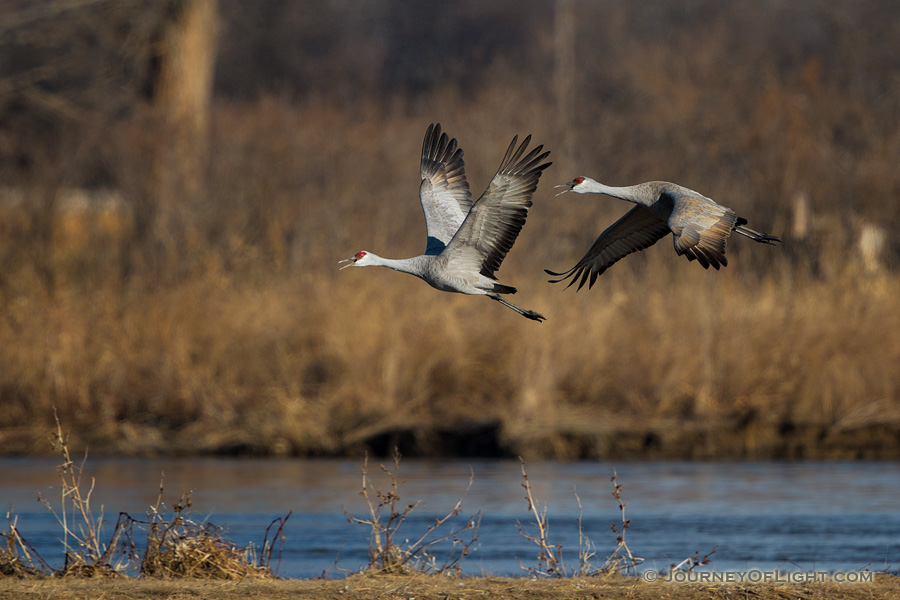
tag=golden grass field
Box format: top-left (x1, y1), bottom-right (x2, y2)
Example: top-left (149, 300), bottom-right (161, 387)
top-left (1, 96), bottom-right (899, 460)
top-left (1, 1), bottom-right (899, 459)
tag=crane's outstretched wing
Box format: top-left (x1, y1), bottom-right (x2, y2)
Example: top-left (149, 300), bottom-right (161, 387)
top-left (419, 123), bottom-right (472, 255)
top-left (445, 134), bottom-right (551, 279)
top-left (545, 205), bottom-right (671, 290)
top-left (667, 189), bottom-right (738, 270)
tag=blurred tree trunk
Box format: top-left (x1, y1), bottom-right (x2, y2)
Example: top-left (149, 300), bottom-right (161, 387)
top-left (127, 0), bottom-right (218, 281)
top-left (554, 0), bottom-right (575, 168)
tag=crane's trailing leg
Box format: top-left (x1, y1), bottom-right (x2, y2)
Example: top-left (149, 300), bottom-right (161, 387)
top-left (489, 294), bottom-right (546, 322)
top-left (734, 220), bottom-right (780, 245)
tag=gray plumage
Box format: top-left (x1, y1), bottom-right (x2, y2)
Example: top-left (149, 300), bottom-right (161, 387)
top-left (547, 177), bottom-right (780, 290)
top-left (341, 123), bottom-right (551, 321)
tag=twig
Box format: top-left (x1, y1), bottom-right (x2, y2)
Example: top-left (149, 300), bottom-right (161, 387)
top-left (516, 458), bottom-right (565, 577)
top-left (574, 487), bottom-right (596, 576)
top-left (345, 449), bottom-right (479, 574)
top-left (601, 469), bottom-right (643, 576)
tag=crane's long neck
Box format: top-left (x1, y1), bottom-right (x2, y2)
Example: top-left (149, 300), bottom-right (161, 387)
top-left (582, 179), bottom-right (650, 206)
top-left (364, 253), bottom-right (431, 277)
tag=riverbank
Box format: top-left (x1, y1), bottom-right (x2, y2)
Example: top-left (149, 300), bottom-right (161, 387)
top-left (1, 573), bottom-right (898, 600)
top-left (3, 413), bottom-right (900, 460)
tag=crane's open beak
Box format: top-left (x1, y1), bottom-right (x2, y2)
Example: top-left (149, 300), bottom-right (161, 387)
top-left (338, 256), bottom-right (356, 270)
top-left (554, 182), bottom-right (574, 196)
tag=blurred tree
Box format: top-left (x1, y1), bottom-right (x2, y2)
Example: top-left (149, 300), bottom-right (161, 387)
top-left (0, 1), bottom-right (219, 284)
top-left (137, 0), bottom-right (218, 279)
top-left (554, 0), bottom-right (576, 167)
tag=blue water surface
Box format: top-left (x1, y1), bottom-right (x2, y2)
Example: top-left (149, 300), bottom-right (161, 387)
top-left (1, 458), bottom-right (897, 578)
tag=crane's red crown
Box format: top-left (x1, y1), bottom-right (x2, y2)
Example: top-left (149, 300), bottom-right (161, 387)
top-left (355, 251), bottom-right (367, 260)
top-left (573, 177), bottom-right (585, 185)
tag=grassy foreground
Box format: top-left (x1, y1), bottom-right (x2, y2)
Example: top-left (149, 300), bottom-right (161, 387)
top-left (1, 573), bottom-right (898, 600)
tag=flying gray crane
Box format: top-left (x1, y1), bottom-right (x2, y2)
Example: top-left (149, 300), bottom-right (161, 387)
top-left (340, 123), bottom-right (551, 321)
top-left (547, 177), bottom-right (780, 290)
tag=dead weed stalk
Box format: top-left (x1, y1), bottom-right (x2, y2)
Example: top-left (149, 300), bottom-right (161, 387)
top-left (574, 488), bottom-right (596, 576)
top-left (517, 459), bottom-right (565, 577)
top-left (36, 415), bottom-right (127, 576)
top-left (0, 511), bottom-right (51, 577)
top-left (345, 450), bottom-right (480, 575)
top-left (666, 548), bottom-right (717, 575)
top-left (599, 469), bottom-right (643, 576)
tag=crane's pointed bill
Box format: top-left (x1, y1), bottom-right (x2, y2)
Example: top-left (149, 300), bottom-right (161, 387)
top-left (339, 255), bottom-right (363, 270)
top-left (338, 257), bottom-right (355, 270)
top-left (554, 182), bottom-right (574, 196)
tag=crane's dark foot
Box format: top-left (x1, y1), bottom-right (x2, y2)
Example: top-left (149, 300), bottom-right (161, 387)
top-left (523, 310), bottom-right (546, 322)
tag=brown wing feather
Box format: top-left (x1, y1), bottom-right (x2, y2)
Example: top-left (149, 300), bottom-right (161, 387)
top-left (546, 205), bottom-right (672, 290)
top-left (668, 190), bottom-right (739, 270)
top-left (445, 135), bottom-right (551, 279)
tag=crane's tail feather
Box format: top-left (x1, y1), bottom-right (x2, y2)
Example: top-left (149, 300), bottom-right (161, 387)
top-left (489, 294), bottom-right (545, 322)
top-left (734, 223), bottom-right (781, 245)
top-left (492, 282), bottom-right (517, 295)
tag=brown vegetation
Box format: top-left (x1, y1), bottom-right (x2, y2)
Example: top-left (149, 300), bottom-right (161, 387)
top-left (1, 1), bottom-right (900, 459)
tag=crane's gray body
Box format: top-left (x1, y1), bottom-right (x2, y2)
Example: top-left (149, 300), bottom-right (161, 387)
top-left (342, 124), bottom-right (551, 321)
top-left (548, 178), bottom-right (780, 290)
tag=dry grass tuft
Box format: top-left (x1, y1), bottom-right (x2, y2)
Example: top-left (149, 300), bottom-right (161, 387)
top-left (138, 491), bottom-right (272, 580)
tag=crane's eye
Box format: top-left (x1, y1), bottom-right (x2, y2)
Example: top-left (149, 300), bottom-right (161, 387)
top-left (355, 251), bottom-right (367, 260)
top-left (573, 177), bottom-right (585, 185)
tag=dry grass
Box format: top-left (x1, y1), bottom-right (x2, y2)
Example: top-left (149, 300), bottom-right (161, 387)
top-left (134, 489), bottom-right (276, 580)
top-left (1, 572), bottom-right (899, 600)
top-left (1, 0), bottom-right (900, 459)
top-left (1, 420), bottom-right (278, 580)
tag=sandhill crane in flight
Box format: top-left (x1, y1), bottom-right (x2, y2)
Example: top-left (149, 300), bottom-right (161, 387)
top-left (340, 123), bottom-right (551, 321)
top-left (546, 177), bottom-right (780, 290)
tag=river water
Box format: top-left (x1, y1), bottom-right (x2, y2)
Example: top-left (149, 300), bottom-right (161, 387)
top-left (1, 458), bottom-right (898, 578)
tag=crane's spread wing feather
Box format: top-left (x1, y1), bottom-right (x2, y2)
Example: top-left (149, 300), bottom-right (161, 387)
top-left (419, 123), bottom-right (472, 255)
top-left (667, 189), bottom-right (738, 270)
top-left (444, 134), bottom-right (551, 279)
top-left (545, 205), bottom-right (671, 289)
